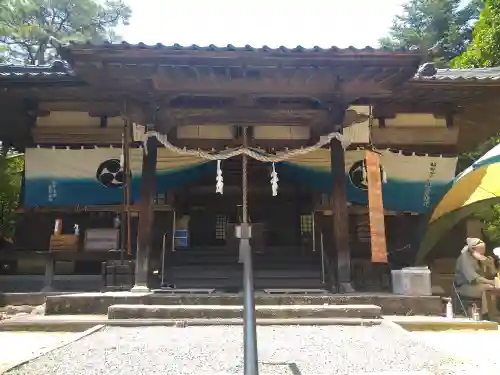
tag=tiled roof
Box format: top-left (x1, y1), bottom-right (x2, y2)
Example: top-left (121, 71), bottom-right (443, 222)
top-left (414, 66), bottom-right (500, 81)
top-left (60, 40), bottom-right (413, 54)
top-left (0, 60), bottom-right (75, 79)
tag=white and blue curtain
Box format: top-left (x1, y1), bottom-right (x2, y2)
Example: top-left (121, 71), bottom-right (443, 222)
top-left (24, 147), bottom-right (457, 213)
top-left (24, 147), bottom-right (212, 206)
top-left (277, 149), bottom-right (457, 213)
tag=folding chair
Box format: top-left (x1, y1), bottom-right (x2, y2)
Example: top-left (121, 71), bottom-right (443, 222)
top-left (452, 282), bottom-right (480, 318)
top-left (452, 282), bottom-right (469, 317)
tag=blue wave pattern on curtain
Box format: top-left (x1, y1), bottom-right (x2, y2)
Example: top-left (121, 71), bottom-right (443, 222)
top-left (24, 162), bottom-right (215, 207)
top-left (276, 162), bottom-right (452, 213)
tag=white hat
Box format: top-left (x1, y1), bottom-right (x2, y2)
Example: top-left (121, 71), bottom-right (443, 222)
top-left (466, 237), bottom-right (484, 248)
top-left (462, 238), bottom-right (485, 253)
top-left (493, 247), bottom-right (500, 257)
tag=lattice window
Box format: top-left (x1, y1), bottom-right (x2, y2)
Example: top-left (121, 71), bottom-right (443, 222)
top-left (300, 215), bottom-right (313, 235)
top-left (215, 214), bottom-right (227, 240)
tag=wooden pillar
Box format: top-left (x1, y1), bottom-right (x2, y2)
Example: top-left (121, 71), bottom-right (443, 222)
top-left (131, 135), bottom-right (158, 292)
top-left (330, 138), bottom-right (353, 292)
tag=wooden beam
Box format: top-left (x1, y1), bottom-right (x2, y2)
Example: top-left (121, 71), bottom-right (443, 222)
top-left (71, 53), bottom-right (421, 69)
top-left (70, 64), bottom-right (407, 98)
top-left (330, 136), bottom-right (353, 292)
top-left (371, 127), bottom-right (459, 146)
top-left (134, 135), bottom-right (158, 290)
top-left (170, 108), bottom-right (327, 126)
top-left (38, 101), bottom-right (122, 114)
top-left (373, 102), bottom-right (458, 118)
top-left (16, 204), bottom-right (173, 214)
top-left (31, 126), bottom-right (123, 145)
top-left (170, 137), bottom-right (313, 150)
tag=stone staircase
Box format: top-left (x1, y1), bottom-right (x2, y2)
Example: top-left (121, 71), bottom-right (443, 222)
top-left (163, 246), bottom-right (326, 291)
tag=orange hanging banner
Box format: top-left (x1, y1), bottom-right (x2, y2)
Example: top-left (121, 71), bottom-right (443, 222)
top-left (365, 150), bottom-right (388, 263)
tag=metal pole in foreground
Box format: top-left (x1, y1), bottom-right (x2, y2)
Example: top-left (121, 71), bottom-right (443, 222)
top-left (241, 230), bottom-right (258, 375)
top-left (160, 232), bottom-right (167, 287)
top-left (311, 211), bottom-right (316, 253)
top-left (320, 231), bottom-right (325, 284)
top-left (240, 126), bottom-right (259, 375)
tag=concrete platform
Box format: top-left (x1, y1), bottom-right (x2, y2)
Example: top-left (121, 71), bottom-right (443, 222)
top-left (107, 304), bottom-right (382, 320)
top-left (385, 315), bottom-right (499, 331)
top-left (0, 292), bottom-right (76, 307)
top-left (0, 317), bottom-right (382, 332)
top-left (0, 275), bottom-right (102, 293)
top-left (44, 291), bottom-right (443, 316)
top-left (0, 314), bottom-right (496, 331)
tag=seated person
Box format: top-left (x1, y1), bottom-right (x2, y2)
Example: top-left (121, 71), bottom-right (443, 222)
top-left (454, 237), bottom-right (497, 320)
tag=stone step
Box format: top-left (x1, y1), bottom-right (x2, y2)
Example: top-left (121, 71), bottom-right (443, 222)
top-left (169, 268), bottom-right (322, 279)
top-left (107, 304), bottom-right (382, 320)
top-left (170, 259), bottom-right (321, 267)
top-left (45, 293), bottom-right (444, 316)
top-left (170, 252), bottom-right (321, 262)
top-left (169, 279), bottom-right (326, 290)
top-left (168, 263), bottom-right (322, 271)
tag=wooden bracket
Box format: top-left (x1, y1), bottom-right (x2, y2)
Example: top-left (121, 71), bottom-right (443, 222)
top-left (121, 98), bottom-right (175, 133)
top-left (311, 101), bottom-right (350, 137)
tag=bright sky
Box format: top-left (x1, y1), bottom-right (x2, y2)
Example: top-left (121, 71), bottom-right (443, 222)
top-left (117, 0), bottom-right (407, 48)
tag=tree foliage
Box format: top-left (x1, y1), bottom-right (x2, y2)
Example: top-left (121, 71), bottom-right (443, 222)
top-left (457, 133), bottom-right (500, 173)
top-left (476, 205), bottom-right (500, 244)
top-left (451, 0), bottom-right (500, 240)
top-left (0, 153), bottom-right (23, 237)
top-left (379, 0), bottom-right (484, 66)
top-left (452, 0), bottom-right (500, 67)
top-left (0, 0), bottom-right (131, 236)
top-left (0, 0), bottom-right (131, 64)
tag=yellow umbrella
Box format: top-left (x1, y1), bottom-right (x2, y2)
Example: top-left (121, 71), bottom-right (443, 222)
top-left (415, 146), bottom-right (500, 264)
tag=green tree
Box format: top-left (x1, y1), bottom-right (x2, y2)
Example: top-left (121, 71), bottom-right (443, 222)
top-left (452, 0), bottom-right (500, 67)
top-left (457, 133), bottom-right (500, 173)
top-left (476, 205), bottom-right (500, 245)
top-left (0, 153), bottom-right (23, 237)
top-left (449, 1), bottom-right (500, 242)
top-left (0, 0), bottom-right (131, 64)
top-left (380, 0), bottom-right (484, 66)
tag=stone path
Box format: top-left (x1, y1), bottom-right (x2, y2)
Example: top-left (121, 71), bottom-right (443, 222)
top-left (3, 322), bottom-right (485, 375)
top-left (0, 332), bottom-right (78, 373)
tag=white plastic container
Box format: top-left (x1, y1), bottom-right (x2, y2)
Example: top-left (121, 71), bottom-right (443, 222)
top-left (391, 266), bottom-right (432, 296)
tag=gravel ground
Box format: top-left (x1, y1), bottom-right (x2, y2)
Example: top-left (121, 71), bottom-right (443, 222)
top-left (0, 304), bottom-right (45, 321)
top-left (5, 322), bottom-right (491, 375)
top-left (0, 332), bottom-right (78, 373)
top-left (412, 330), bottom-right (500, 373)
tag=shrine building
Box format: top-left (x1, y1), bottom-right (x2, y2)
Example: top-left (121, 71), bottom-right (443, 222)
top-left (0, 41), bottom-right (498, 294)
